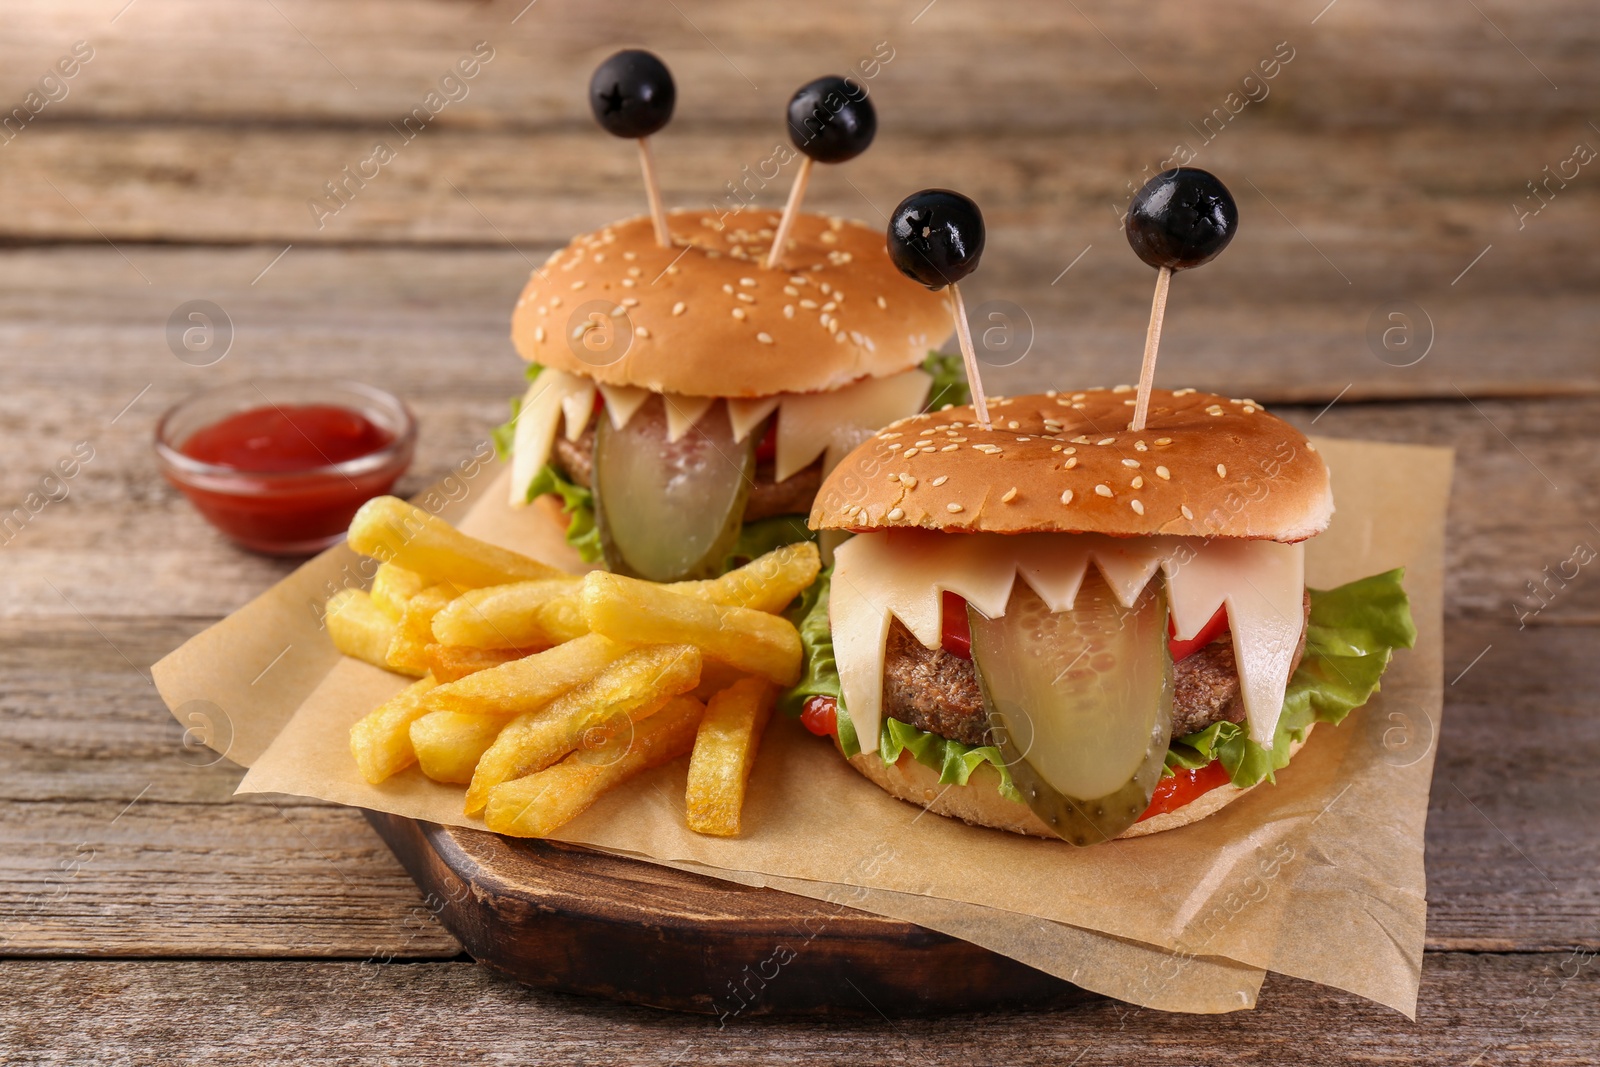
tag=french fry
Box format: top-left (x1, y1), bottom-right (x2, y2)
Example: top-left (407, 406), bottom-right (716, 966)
top-left (692, 659), bottom-right (748, 702)
top-left (423, 632), bottom-right (628, 718)
top-left (385, 585), bottom-right (458, 676)
top-left (685, 678), bottom-right (776, 837)
top-left (463, 644), bottom-right (702, 814)
top-left (431, 580), bottom-right (586, 649)
top-left (348, 495), bottom-right (575, 588)
top-left (370, 562), bottom-right (425, 619)
top-left (677, 541), bottom-right (822, 614)
top-left (581, 572), bottom-right (802, 686)
top-left (483, 695), bottom-right (705, 838)
top-left (424, 643), bottom-right (545, 683)
top-left (410, 709), bottom-right (506, 784)
top-left (349, 675), bottom-right (440, 783)
top-left (325, 589), bottom-right (411, 674)
top-left (430, 543), bottom-right (822, 651)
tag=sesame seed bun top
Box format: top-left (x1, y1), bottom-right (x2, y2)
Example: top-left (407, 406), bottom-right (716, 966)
top-left (810, 387), bottom-right (1333, 543)
top-left (510, 209), bottom-right (952, 399)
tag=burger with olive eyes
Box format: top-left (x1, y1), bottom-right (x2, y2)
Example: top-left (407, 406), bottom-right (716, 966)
top-left (496, 209), bottom-right (963, 583)
top-left (785, 386), bottom-right (1417, 844)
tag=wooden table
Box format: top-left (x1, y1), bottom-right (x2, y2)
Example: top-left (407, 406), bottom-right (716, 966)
top-left (2, 1), bottom-right (1596, 1062)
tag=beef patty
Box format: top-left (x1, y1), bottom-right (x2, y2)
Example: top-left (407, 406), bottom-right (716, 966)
top-left (551, 422), bottom-right (822, 523)
top-left (882, 592), bottom-right (1311, 747)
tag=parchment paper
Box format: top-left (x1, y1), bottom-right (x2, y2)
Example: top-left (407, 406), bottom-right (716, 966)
top-left (154, 437), bottom-right (1452, 1016)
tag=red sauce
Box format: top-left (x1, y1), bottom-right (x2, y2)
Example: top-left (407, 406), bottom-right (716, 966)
top-left (800, 695), bottom-right (838, 737)
top-left (171, 404), bottom-right (407, 554)
top-left (1139, 759), bottom-right (1233, 821)
top-left (181, 404), bottom-right (393, 471)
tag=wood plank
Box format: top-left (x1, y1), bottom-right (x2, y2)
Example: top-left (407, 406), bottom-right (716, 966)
top-left (1, 954), bottom-right (1596, 1063)
top-left (3, 0), bottom-right (1593, 128)
top-left (0, 613), bottom-right (1593, 957)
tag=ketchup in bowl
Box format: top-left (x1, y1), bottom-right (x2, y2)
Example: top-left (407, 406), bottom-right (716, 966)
top-left (156, 380), bottom-right (416, 555)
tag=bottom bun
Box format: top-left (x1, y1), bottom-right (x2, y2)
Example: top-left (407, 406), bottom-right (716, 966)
top-left (846, 726), bottom-right (1313, 842)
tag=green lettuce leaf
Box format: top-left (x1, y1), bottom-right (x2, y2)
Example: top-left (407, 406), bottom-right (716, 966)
top-left (783, 566), bottom-right (1416, 800)
top-left (1164, 567), bottom-right (1417, 789)
top-left (921, 350), bottom-right (971, 410)
top-left (521, 464), bottom-right (604, 564)
top-left (725, 515), bottom-right (816, 572)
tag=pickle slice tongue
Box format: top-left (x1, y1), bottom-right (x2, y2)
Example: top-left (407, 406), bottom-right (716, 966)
top-left (968, 569), bottom-right (1174, 846)
top-left (593, 396), bottom-right (754, 582)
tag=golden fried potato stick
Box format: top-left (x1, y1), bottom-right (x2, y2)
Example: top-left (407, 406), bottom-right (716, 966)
top-left (581, 572), bottom-right (802, 686)
top-left (685, 678), bottom-right (776, 837)
top-left (385, 585), bottom-right (458, 676)
top-left (483, 694), bottom-right (705, 838)
top-left (325, 589), bottom-right (412, 675)
top-left (463, 644), bottom-right (701, 814)
top-left (431, 580), bottom-right (586, 649)
top-left (423, 632), bottom-right (628, 718)
top-left (410, 709), bottom-right (506, 784)
top-left (675, 541), bottom-right (821, 614)
top-left (370, 562), bottom-right (426, 620)
top-left (349, 675), bottom-right (440, 783)
top-left (348, 496), bottom-right (574, 588)
top-left (423, 643), bottom-right (545, 683)
top-left (428, 543), bottom-right (821, 650)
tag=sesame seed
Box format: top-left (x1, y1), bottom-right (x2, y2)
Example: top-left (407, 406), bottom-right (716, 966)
top-left (635, 326), bottom-right (650, 338)
top-left (783, 305), bottom-right (795, 319)
top-left (1094, 484), bottom-right (1113, 497)
top-left (627, 267), bottom-right (642, 278)
top-left (800, 299), bottom-right (819, 309)
top-left (1072, 392), bottom-right (1087, 400)
top-left (1060, 489), bottom-right (1074, 505)
top-left (1155, 466), bottom-right (1170, 480)
top-left (1050, 444), bottom-right (1063, 452)
top-left (887, 442), bottom-right (902, 450)
top-left (823, 301), bottom-right (838, 312)
top-left (1156, 437), bottom-right (1172, 445)
top-left (1216, 464), bottom-right (1227, 477)
top-left (740, 277), bottom-right (757, 287)
top-left (666, 265), bottom-right (680, 275)
top-left (919, 429), bottom-right (936, 436)
top-left (835, 331), bottom-right (847, 343)
top-left (946, 503), bottom-right (963, 513)
top-left (757, 332), bottom-right (774, 344)
top-left (1063, 457), bottom-right (1078, 469)
top-left (1097, 438), bottom-right (1116, 446)
top-left (1131, 499), bottom-right (1145, 515)
top-left (1016, 436), bottom-right (1031, 442)
top-left (593, 253), bottom-right (605, 263)
top-left (1112, 384), bottom-right (1133, 393)
top-left (941, 444), bottom-right (959, 452)
top-left (1001, 487), bottom-right (1018, 503)
top-left (621, 278), bottom-right (636, 287)
top-left (621, 297), bottom-right (639, 307)
top-left (1122, 458), bottom-right (1140, 468)
top-left (549, 295), bottom-right (563, 308)
top-left (877, 295), bottom-right (888, 309)
top-left (1181, 505), bottom-right (1195, 520)
top-left (534, 327), bottom-right (545, 342)
top-left (571, 280), bottom-right (586, 290)
top-left (1131, 476), bottom-right (1144, 489)
top-left (1306, 441), bottom-right (1318, 452)
top-left (672, 301), bottom-right (687, 316)
top-left (732, 307), bottom-right (747, 320)
top-left (622, 250), bottom-right (636, 261)
top-left (887, 507), bottom-right (905, 520)
top-left (1134, 440), bottom-right (1148, 451)
top-left (1007, 420), bottom-right (1020, 430)
top-left (1062, 447), bottom-right (1077, 455)
top-left (789, 275), bottom-right (807, 286)
top-left (736, 293), bottom-right (755, 303)
top-left (932, 475), bottom-right (949, 487)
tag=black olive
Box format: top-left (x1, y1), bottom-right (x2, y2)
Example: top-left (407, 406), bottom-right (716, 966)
top-left (588, 49), bottom-right (675, 139)
top-left (887, 189), bottom-right (985, 291)
top-left (786, 75), bottom-right (877, 164)
top-left (1124, 168), bottom-right (1238, 271)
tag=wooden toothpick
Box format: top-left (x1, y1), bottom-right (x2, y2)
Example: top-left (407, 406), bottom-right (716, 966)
top-left (949, 283), bottom-right (992, 431)
top-left (637, 137), bottom-right (671, 248)
top-left (1129, 266), bottom-right (1171, 433)
top-left (765, 157), bottom-right (814, 270)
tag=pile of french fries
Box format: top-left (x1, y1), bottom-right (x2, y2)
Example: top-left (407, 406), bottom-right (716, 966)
top-left (326, 496), bottom-right (816, 838)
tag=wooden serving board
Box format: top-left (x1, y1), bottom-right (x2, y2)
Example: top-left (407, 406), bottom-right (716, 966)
top-left (363, 811), bottom-right (1087, 1016)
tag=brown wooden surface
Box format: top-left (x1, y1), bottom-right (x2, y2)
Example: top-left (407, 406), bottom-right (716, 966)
top-left (2, 0), bottom-right (1597, 1061)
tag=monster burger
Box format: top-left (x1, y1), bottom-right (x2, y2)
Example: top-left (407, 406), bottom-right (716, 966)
top-left (789, 387), bottom-right (1416, 844)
